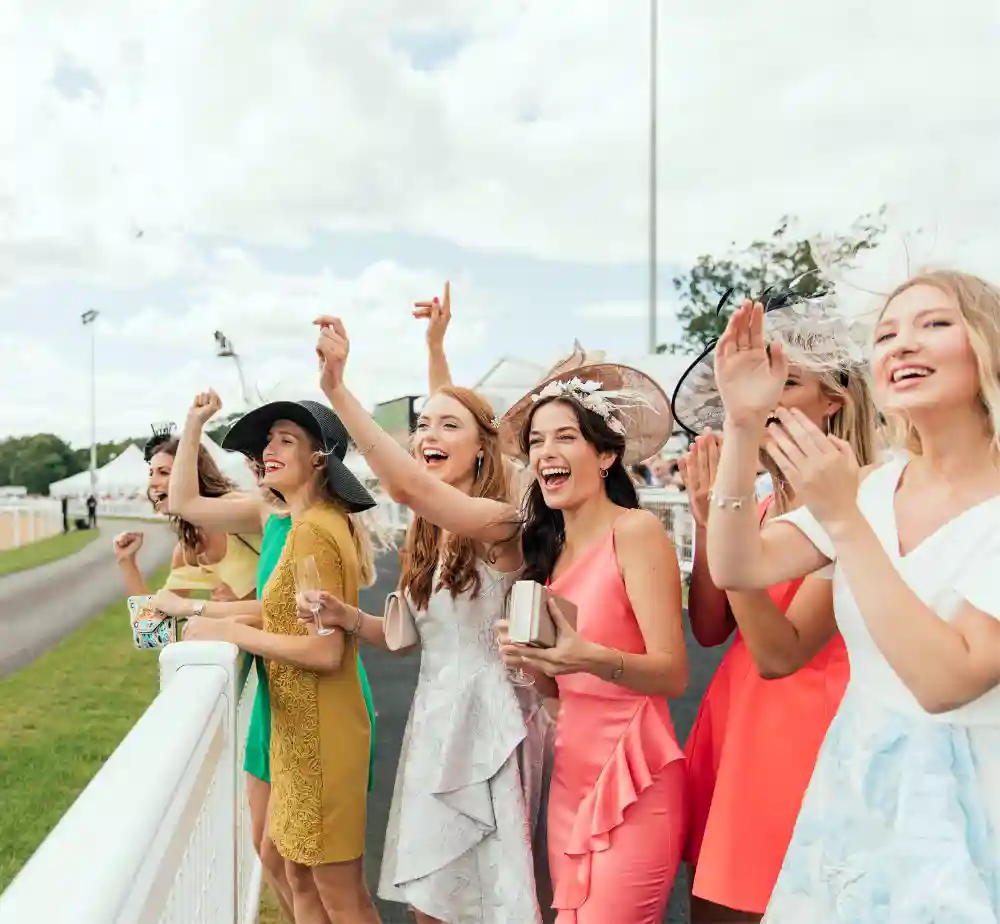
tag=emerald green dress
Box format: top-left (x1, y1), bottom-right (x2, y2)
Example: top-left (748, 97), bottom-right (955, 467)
top-left (243, 514), bottom-right (377, 789)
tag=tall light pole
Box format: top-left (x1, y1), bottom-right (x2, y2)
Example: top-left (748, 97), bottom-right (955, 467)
top-left (214, 330), bottom-right (253, 407)
top-left (647, 0), bottom-right (659, 354)
top-left (81, 310), bottom-right (99, 493)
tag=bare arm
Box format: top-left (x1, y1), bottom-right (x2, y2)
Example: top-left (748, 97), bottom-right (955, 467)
top-left (687, 526), bottom-right (735, 647)
top-left (730, 578), bottom-right (838, 679)
top-left (414, 281), bottom-right (454, 392)
top-left (168, 397), bottom-right (263, 535)
top-left (225, 621), bottom-right (345, 674)
top-left (708, 421), bottom-right (830, 588)
top-left (118, 560), bottom-right (150, 597)
top-left (322, 380), bottom-right (520, 559)
top-left (829, 513), bottom-right (1000, 713)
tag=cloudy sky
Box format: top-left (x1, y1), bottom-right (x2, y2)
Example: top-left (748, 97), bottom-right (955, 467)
top-left (2, 1), bottom-right (998, 447)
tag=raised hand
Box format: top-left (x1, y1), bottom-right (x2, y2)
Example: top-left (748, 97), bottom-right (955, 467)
top-left (113, 531), bottom-right (143, 563)
top-left (715, 300), bottom-right (788, 428)
top-left (187, 390), bottom-right (222, 429)
top-left (763, 407), bottom-right (860, 527)
top-left (413, 281), bottom-right (452, 349)
top-left (678, 432), bottom-right (721, 528)
top-left (312, 316), bottom-right (350, 394)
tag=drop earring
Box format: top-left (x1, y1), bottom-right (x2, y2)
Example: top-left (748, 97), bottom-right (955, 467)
top-left (476, 453), bottom-right (483, 477)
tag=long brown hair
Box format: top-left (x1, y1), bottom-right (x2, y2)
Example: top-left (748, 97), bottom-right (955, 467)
top-left (401, 386), bottom-right (508, 609)
top-left (148, 438), bottom-right (236, 554)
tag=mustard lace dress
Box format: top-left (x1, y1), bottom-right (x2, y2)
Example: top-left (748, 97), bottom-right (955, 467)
top-left (262, 503), bottom-right (371, 866)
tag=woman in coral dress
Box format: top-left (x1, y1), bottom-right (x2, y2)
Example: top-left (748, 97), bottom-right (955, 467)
top-left (672, 289), bottom-right (879, 921)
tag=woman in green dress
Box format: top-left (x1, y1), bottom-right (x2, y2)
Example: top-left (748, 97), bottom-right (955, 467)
top-left (156, 389), bottom-right (378, 922)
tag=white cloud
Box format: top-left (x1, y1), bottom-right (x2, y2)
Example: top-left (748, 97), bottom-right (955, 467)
top-left (2, 0), bottom-right (999, 449)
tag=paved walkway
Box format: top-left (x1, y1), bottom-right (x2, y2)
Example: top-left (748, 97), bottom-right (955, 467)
top-left (0, 521), bottom-right (175, 679)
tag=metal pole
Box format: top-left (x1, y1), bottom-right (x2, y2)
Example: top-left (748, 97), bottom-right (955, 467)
top-left (81, 310), bottom-right (99, 494)
top-left (90, 323), bottom-right (96, 493)
top-left (647, 0), bottom-right (658, 353)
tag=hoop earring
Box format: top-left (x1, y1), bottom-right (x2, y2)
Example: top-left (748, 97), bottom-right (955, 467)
top-left (600, 468), bottom-right (609, 479)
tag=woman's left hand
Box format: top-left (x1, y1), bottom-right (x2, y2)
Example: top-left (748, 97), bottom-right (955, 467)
top-left (152, 588), bottom-right (195, 617)
top-left (515, 599), bottom-right (599, 678)
top-left (763, 407), bottom-right (861, 528)
top-left (183, 616), bottom-right (234, 643)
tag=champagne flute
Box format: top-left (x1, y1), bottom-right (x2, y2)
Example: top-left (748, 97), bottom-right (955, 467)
top-left (296, 555), bottom-right (334, 636)
top-left (497, 607), bottom-right (535, 688)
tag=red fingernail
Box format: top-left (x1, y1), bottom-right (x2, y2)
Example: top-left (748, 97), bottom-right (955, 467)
top-left (433, 297), bottom-right (439, 304)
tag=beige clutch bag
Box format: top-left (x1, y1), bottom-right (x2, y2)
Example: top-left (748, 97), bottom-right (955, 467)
top-left (507, 580), bottom-right (577, 649)
top-left (384, 592), bottom-right (419, 651)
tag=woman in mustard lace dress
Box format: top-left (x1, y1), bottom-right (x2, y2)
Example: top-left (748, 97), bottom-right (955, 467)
top-left (184, 398), bottom-right (381, 924)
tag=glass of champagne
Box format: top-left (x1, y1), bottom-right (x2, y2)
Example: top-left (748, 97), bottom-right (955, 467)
top-left (296, 555), bottom-right (334, 636)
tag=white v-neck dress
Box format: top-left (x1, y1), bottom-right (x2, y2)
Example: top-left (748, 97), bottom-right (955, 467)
top-left (763, 456), bottom-right (1000, 923)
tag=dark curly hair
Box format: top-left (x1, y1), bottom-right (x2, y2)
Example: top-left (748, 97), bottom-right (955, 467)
top-left (517, 395), bottom-right (639, 586)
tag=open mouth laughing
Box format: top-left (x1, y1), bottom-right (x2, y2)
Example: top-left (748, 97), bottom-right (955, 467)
top-left (539, 465), bottom-right (571, 492)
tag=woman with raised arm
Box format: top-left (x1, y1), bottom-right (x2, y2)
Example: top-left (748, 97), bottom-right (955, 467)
top-left (671, 291), bottom-right (878, 923)
top-left (180, 398), bottom-right (381, 923)
top-left (113, 421), bottom-right (258, 601)
top-left (160, 391), bottom-right (377, 923)
top-left (707, 277), bottom-right (1000, 921)
top-left (309, 318), bottom-right (545, 924)
top-left (313, 315), bottom-right (688, 923)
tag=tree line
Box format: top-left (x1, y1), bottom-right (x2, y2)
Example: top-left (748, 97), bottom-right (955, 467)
top-left (1, 210), bottom-right (886, 496)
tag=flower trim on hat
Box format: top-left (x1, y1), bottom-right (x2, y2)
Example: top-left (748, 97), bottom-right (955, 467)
top-left (530, 376), bottom-right (658, 437)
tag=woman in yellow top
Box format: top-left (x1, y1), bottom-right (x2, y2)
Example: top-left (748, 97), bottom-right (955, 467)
top-left (113, 425), bottom-right (260, 602)
top-left (184, 398), bottom-right (380, 924)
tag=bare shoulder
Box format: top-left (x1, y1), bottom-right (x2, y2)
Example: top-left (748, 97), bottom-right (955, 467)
top-left (614, 508), bottom-right (671, 548)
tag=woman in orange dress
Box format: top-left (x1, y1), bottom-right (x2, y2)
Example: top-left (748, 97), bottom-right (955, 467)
top-left (672, 289), bottom-right (879, 922)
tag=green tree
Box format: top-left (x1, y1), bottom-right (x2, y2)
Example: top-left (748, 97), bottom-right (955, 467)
top-left (0, 434), bottom-right (84, 495)
top-left (662, 208), bottom-right (887, 356)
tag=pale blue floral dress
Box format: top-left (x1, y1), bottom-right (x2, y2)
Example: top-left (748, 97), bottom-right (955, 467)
top-left (764, 456), bottom-right (1000, 923)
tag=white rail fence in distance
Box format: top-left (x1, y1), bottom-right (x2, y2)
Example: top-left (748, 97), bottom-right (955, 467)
top-left (0, 642), bottom-right (260, 924)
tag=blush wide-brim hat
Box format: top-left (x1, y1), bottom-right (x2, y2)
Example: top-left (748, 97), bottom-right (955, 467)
top-left (499, 361), bottom-right (674, 467)
top-left (222, 399), bottom-right (377, 513)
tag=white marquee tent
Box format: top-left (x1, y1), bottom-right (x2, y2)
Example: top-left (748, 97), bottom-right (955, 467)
top-left (49, 444), bottom-right (151, 498)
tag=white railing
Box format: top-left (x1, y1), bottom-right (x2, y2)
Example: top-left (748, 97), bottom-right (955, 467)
top-left (0, 499), bottom-right (62, 550)
top-left (0, 641), bottom-right (259, 924)
top-left (637, 488), bottom-right (693, 573)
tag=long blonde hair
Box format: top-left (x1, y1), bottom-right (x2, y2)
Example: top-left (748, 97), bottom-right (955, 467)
top-left (879, 270), bottom-right (1000, 460)
top-left (765, 369), bottom-right (881, 515)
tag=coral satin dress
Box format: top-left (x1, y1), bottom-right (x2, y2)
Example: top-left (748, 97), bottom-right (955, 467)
top-left (683, 498), bottom-right (849, 913)
top-left (547, 523), bottom-right (687, 924)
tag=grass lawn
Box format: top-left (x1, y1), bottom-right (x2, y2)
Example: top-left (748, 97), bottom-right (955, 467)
top-left (0, 528), bottom-right (99, 578)
top-left (0, 564), bottom-right (169, 890)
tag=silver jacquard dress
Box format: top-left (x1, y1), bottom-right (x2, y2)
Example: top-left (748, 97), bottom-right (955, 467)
top-left (378, 562), bottom-right (550, 924)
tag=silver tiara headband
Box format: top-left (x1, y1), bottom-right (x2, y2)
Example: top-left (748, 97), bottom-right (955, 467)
top-left (530, 377), bottom-right (655, 436)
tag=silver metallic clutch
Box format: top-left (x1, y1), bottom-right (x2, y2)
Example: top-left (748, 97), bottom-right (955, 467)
top-left (507, 580), bottom-right (577, 648)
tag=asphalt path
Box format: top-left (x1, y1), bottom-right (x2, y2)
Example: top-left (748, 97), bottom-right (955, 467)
top-left (357, 556), bottom-right (727, 924)
top-left (0, 520), bottom-right (175, 679)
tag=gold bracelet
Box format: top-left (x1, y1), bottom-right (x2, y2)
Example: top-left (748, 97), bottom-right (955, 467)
top-left (609, 649), bottom-right (625, 682)
top-left (349, 607), bottom-right (363, 634)
top-left (707, 489), bottom-right (754, 511)
top-left (357, 439), bottom-right (376, 456)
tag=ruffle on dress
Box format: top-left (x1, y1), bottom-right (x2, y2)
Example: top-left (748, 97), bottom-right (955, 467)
top-left (554, 697), bottom-right (686, 910)
top-left (390, 663), bottom-right (529, 884)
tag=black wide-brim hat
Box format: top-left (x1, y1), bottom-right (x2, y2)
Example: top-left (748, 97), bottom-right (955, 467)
top-left (222, 399), bottom-right (377, 513)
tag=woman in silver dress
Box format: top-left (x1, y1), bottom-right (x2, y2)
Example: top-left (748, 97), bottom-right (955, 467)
top-left (301, 318), bottom-right (547, 924)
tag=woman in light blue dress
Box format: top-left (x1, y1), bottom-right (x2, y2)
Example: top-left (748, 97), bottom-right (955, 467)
top-left (704, 274), bottom-right (1000, 921)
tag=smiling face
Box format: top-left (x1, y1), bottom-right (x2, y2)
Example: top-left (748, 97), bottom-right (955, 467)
top-left (260, 419), bottom-right (319, 494)
top-left (413, 393), bottom-right (482, 487)
top-left (763, 365), bottom-right (843, 437)
top-left (147, 450), bottom-right (173, 513)
top-left (872, 283), bottom-right (980, 414)
top-left (526, 399), bottom-right (616, 511)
